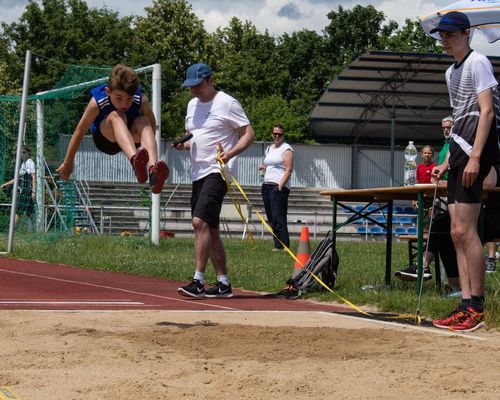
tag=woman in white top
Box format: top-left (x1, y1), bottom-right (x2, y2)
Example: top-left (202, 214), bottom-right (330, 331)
top-left (259, 124), bottom-right (294, 251)
top-left (1, 146), bottom-right (36, 225)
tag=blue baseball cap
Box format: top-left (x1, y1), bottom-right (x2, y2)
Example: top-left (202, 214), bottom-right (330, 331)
top-left (182, 63), bottom-right (213, 87)
top-left (430, 11), bottom-right (470, 34)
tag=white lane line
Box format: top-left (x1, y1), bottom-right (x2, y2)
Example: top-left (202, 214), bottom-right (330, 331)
top-left (0, 268), bottom-right (237, 311)
top-left (0, 301), bottom-right (145, 305)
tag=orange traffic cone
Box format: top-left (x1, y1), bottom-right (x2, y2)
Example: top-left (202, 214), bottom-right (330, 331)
top-left (293, 226), bottom-right (311, 270)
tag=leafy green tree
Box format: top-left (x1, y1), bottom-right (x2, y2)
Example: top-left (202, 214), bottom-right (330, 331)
top-left (1, 0), bottom-right (135, 92)
top-left (204, 18), bottom-right (282, 103)
top-left (277, 30), bottom-right (334, 103)
top-left (382, 18), bottom-right (442, 53)
top-left (324, 5), bottom-right (397, 67)
top-left (0, 37), bottom-right (16, 94)
top-left (131, 0), bottom-right (207, 137)
top-left (245, 94), bottom-right (309, 143)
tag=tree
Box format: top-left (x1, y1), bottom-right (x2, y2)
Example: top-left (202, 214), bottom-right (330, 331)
top-left (245, 94), bottom-right (309, 142)
top-left (382, 18), bottom-right (442, 53)
top-left (0, 37), bottom-right (16, 94)
top-left (1, 0), bottom-right (135, 93)
top-left (203, 17), bottom-right (282, 103)
top-left (131, 0), bottom-right (208, 137)
top-left (324, 5), bottom-right (397, 67)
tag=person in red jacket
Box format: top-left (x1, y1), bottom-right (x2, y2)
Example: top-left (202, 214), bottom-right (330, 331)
top-left (416, 145), bottom-right (436, 183)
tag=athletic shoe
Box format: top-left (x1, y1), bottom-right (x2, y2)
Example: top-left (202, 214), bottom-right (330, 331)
top-left (177, 279), bottom-right (205, 298)
top-left (205, 281), bottom-right (233, 298)
top-left (149, 160), bottom-right (169, 194)
top-left (395, 265), bottom-right (432, 281)
top-left (131, 147), bottom-right (149, 184)
top-left (432, 305), bottom-right (467, 329)
top-left (448, 307), bottom-right (485, 332)
top-left (486, 257), bottom-right (496, 273)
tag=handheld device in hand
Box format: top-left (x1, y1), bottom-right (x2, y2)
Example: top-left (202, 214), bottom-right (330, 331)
top-left (173, 133), bottom-right (193, 146)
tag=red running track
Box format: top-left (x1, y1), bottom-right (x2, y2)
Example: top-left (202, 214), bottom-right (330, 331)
top-left (0, 258), bottom-right (349, 313)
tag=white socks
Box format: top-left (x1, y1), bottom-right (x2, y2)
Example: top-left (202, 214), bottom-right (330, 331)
top-left (193, 272), bottom-right (230, 286)
top-left (194, 271), bottom-right (205, 284)
top-left (218, 275), bottom-right (230, 286)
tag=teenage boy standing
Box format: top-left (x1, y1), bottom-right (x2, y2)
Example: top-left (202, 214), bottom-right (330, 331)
top-left (431, 12), bottom-right (500, 331)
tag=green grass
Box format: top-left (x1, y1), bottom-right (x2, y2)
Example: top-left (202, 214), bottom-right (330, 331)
top-left (9, 234), bottom-right (500, 328)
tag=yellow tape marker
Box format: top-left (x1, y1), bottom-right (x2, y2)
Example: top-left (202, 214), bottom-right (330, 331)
top-left (216, 148), bottom-right (414, 322)
top-left (0, 387), bottom-right (22, 400)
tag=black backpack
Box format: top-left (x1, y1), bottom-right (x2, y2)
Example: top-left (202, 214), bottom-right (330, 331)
top-left (279, 231), bottom-right (339, 299)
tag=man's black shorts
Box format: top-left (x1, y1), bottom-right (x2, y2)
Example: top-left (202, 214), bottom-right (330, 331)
top-left (191, 173), bottom-right (228, 229)
top-left (447, 164), bottom-right (491, 204)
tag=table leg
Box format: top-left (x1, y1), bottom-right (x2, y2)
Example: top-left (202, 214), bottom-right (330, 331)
top-left (416, 191), bottom-right (424, 295)
top-left (332, 195), bottom-right (338, 242)
top-left (385, 200), bottom-right (393, 288)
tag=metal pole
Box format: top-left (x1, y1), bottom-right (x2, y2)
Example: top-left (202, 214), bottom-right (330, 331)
top-left (390, 105), bottom-right (395, 188)
top-left (35, 99), bottom-right (45, 232)
top-left (151, 63), bottom-right (161, 245)
top-left (7, 50), bottom-right (31, 254)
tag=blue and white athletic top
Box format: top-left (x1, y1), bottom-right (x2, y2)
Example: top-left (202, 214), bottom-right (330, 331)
top-left (89, 83), bottom-right (142, 132)
top-left (446, 50), bottom-right (500, 167)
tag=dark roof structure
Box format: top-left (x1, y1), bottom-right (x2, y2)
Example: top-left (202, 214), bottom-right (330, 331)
top-left (310, 51), bottom-right (500, 145)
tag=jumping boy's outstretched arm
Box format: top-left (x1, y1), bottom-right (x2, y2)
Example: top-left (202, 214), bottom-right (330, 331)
top-left (56, 99), bottom-right (99, 181)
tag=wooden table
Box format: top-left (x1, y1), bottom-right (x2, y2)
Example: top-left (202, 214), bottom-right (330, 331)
top-left (320, 184), bottom-right (500, 293)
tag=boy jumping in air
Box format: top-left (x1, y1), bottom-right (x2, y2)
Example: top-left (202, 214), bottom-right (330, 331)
top-left (57, 64), bottom-right (168, 193)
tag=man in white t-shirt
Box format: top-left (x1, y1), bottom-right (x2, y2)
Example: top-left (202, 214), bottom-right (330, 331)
top-left (430, 11), bottom-right (500, 332)
top-left (174, 63), bottom-right (255, 299)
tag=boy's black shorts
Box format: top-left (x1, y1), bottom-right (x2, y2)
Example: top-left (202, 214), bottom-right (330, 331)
top-left (92, 115), bottom-right (141, 155)
top-left (447, 164), bottom-right (491, 204)
top-left (92, 129), bottom-right (141, 155)
top-left (191, 173), bottom-right (228, 229)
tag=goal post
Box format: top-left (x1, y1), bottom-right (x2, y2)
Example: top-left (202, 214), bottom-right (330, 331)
top-left (0, 55), bottom-right (162, 253)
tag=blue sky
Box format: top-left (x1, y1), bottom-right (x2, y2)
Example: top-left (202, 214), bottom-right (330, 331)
top-left (0, 0), bottom-right (499, 55)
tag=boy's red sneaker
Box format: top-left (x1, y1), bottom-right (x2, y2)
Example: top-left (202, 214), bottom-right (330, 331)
top-left (131, 147), bottom-right (149, 184)
top-left (432, 305), bottom-right (467, 329)
top-left (448, 307), bottom-right (485, 332)
top-left (149, 160), bottom-right (169, 194)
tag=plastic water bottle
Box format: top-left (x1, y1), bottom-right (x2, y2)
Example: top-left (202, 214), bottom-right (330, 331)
top-left (404, 141), bottom-right (417, 186)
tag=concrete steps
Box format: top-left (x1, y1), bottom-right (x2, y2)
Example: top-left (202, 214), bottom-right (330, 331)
top-left (85, 181), bottom-right (340, 238)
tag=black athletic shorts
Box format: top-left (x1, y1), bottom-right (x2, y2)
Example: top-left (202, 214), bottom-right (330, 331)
top-left (92, 115), bottom-right (141, 155)
top-left (92, 129), bottom-right (141, 155)
top-left (447, 163), bottom-right (491, 204)
top-left (191, 173), bottom-right (228, 229)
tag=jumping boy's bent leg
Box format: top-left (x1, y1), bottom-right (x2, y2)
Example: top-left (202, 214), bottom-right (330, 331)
top-left (100, 111), bottom-right (137, 159)
top-left (149, 160), bottom-right (169, 194)
top-left (131, 115), bottom-right (169, 192)
top-left (131, 147), bottom-right (149, 184)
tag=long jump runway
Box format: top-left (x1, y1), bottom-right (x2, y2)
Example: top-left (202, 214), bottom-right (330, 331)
top-left (0, 258), bottom-right (349, 313)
